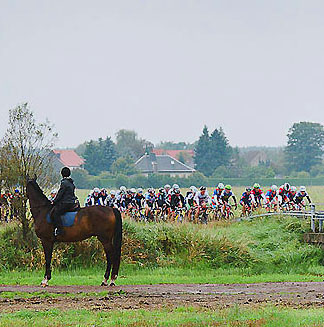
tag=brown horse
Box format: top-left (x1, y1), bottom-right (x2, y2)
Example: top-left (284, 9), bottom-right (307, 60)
top-left (26, 177), bottom-right (122, 287)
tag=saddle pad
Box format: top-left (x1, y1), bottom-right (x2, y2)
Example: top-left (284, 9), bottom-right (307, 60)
top-left (46, 211), bottom-right (78, 227)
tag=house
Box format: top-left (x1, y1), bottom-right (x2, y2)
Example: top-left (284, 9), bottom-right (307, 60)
top-left (52, 150), bottom-right (85, 170)
top-left (135, 153), bottom-right (195, 177)
top-left (152, 149), bottom-right (195, 168)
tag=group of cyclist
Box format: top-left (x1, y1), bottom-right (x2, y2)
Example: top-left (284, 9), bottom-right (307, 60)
top-left (78, 182), bottom-right (312, 222)
top-left (238, 183), bottom-right (312, 216)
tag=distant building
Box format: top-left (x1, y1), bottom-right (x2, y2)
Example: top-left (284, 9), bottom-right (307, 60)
top-left (135, 153), bottom-right (195, 177)
top-left (52, 150), bottom-right (85, 170)
top-left (152, 149), bottom-right (195, 168)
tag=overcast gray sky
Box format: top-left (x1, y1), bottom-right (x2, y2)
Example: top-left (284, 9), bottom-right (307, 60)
top-left (1, 0), bottom-right (324, 148)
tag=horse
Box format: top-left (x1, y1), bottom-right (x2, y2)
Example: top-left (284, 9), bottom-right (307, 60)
top-left (26, 177), bottom-right (122, 287)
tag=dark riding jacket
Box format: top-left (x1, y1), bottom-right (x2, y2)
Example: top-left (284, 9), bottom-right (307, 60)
top-left (53, 178), bottom-right (77, 205)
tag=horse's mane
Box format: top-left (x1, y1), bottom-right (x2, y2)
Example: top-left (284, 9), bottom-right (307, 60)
top-left (28, 180), bottom-right (51, 204)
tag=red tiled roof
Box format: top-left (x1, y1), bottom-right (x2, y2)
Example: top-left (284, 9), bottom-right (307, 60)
top-left (53, 150), bottom-right (85, 167)
top-left (152, 149), bottom-right (194, 158)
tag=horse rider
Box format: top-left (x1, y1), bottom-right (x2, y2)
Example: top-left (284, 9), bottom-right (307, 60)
top-left (51, 167), bottom-right (77, 237)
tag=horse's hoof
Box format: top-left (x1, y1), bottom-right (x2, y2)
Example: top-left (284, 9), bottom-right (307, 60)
top-left (101, 281), bottom-right (108, 287)
top-left (109, 282), bottom-right (116, 287)
top-left (41, 283), bottom-right (48, 288)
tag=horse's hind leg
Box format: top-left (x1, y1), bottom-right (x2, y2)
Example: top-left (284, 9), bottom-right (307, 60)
top-left (99, 239), bottom-right (113, 286)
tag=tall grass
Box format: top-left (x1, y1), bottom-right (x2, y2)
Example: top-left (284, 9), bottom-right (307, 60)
top-left (0, 215), bottom-right (322, 276)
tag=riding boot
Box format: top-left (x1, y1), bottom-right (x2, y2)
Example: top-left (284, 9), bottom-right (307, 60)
top-left (52, 214), bottom-right (64, 237)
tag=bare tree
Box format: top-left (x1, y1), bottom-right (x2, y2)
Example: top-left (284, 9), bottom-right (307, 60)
top-left (0, 103), bottom-right (58, 236)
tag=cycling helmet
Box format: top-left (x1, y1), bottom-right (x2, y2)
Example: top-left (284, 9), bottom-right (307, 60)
top-left (164, 184), bottom-right (171, 189)
top-left (225, 185), bottom-right (232, 190)
top-left (217, 183), bottom-right (225, 189)
top-left (291, 186), bottom-right (297, 192)
top-left (190, 185), bottom-right (197, 192)
top-left (300, 186), bottom-right (307, 192)
top-left (137, 188), bottom-right (143, 194)
top-left (271, 185), bottom-right (278, 192)
top-left (200, 186), bottom-right (206, 191)
top-left (130, 188), bottom-right (136, 194)
top-left (284, 183), bottom-right (290, 191)
top-left (93, 187), bottom-right (100, 194)
top-left (246, 187), bottom-right (251, 192)
top-left (172, 184), bottom-right (179, 190)
top-left (119, 186), bottom-right (127, 193)
top-left (253, 183), bottom-right (260, 189)
top-left (110, 190), bottom-right (116, 195)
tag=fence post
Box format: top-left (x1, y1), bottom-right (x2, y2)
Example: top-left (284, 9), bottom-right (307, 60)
top-left (310, 203), bottom-right (316, 232)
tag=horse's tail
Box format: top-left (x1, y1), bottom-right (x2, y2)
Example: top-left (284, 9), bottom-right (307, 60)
top-left (112, 208), bottom-right (122, 277)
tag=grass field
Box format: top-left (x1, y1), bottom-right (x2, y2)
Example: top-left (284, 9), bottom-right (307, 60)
top-left (2, 306), bottom-right (324, 326)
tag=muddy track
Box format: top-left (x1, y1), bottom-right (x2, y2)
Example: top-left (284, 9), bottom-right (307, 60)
top-left (1, 282), bottom-right (324, 312)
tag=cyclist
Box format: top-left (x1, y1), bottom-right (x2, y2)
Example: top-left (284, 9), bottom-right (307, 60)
top-left (212, 183), bottom-right (224, 208)
top-left (278, 183), bottom-right (290, 207)
top-left (240, 187), bottom-right (253, 215)
top-left (293, 186), bottom-right (312, 209)
top-left (170, 188), bottom-right (185, 221)
top-left (106, 190), bottom-right (118, 208)
top-left (251, 183), bottom-right (266, 208)
top-left (185, 186), bottom-right (198, 219)
top-left (134, 188), bottom-right (145, 210)
top-left (194, 186), bottom-right (211, 223)
top-left (145, 188), bottom-right (156, 220)
top-left (219, 185), bottom-right (237, 217)
top-left (265, 185), bottom-right (279, 212)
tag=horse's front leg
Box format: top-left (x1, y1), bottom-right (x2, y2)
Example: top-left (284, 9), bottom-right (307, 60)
top-left (41, 239), bottom-right (54, 287)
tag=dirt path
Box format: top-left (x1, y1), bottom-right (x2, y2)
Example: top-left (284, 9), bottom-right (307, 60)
top-left (1, 282), bottom-right (324, 312)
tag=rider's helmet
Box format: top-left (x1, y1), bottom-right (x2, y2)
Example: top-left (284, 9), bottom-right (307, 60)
top-left (172, 184), bottom-right (179, 190)
top-left (253, 183), bottom-right (260, 189)
top-left (217, 183), bottom-right (225, 190)
top-left (130, 188), bottom-right (136, 194)
top-left (137, 188), bottom-right (143, 194)
top-left (200, 186), bottom-right (206, 191)
top-left (300, 186), bottom-right (307, 192)
top-left (271, 185), bottom-right (278, 192)
top-left (110, 190), bottom-right (116, 196)
top-left (159, 187), bottom-right (164, 193)
top-left (50, 189), bottom-right (57, 195)
top-left (225, 185), bottom-right (232, 190)
top-left (119, 186), bottom-right (127, 193)
top-left (14, 188), bottom-right (20, 193)
top-left (61, 166), bottom-right (71, 178)
top-left (284, 183), bottom-right (290, 191)
top-left (190, 185), bottom-right (197, 193)
top-left (246, 187), bottom-right (251, 192)
top-left (93, 187), bottom-right (100, 195)
top-left (100, 188), bottom-right (107, 194)
top-left (290, 186), bottom-right (297, 193)
top-left (164, 184), bottom-right (171, 190)
top-left (148, 188), bottom-right (155, 194)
